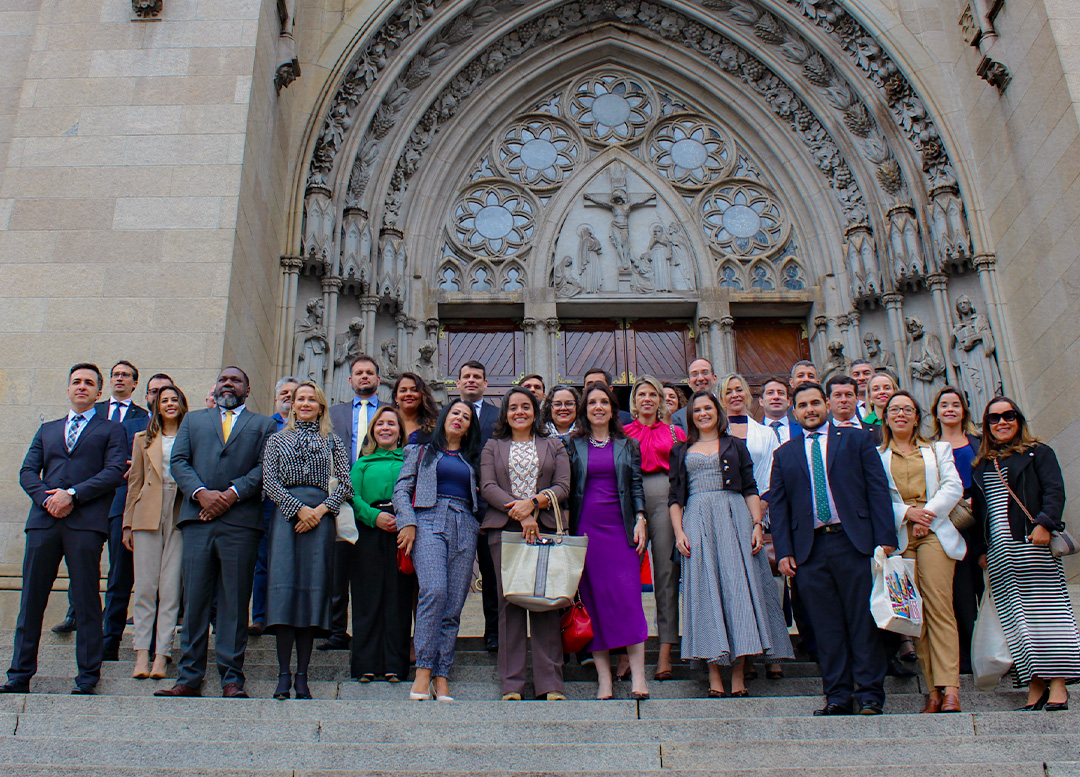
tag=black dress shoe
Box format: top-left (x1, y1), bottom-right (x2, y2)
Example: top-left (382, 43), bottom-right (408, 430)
top-left (51, 617), bottom-right (77, 634)
top-left (813, 703), bottom-right (853, 716)
top-left (316, 634), bottom-right (350, 651)
top-left (0, 681), bottom-right (30, 693)
top-left (70, 684), bottom-right (96, 695)
top-left (859, 701), bottom-right (884, 715)
top-left (887, 657), bottom-right (917, 677)
top-left (248, 622), bottom-right (265, 637)
top-left (1045, 691), bottom-right (1069, 712)
top-left (484, 636), bottom-right (498, 653)
top-left (102, 651), bottom-right (120, 663)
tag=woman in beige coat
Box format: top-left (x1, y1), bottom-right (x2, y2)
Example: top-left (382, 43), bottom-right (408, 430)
top-left (122, 385), bottom-right (188, 680)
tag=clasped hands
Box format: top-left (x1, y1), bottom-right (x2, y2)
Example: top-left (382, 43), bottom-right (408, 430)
top-left (195, 488), bottom-right (238, 520)
top-left (506, 496), bottom-right (543, 543)
top-left (43, 488), bottom-right (74, 518)
top-left (905, 506), bottom-right (935, 539)
top-left (294, 503), bottom-right (329, 534)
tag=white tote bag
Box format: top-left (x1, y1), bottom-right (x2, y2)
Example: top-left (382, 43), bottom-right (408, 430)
top-left (972, 572), bottom-right (1012, 691)
top-left (869, 546), bottom-right (924, 637)
top-left (501, 489), bottom-right (587, 612)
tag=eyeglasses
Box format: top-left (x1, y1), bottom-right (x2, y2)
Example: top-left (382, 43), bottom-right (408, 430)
top-left (550, 402), bottom-right (576, 409)
top-left (987, 410), bottom-right (1018, 424)
top-left (112, 371), bottom-right (134, 379)
top-left (886, 405), bottom-right (916, 417)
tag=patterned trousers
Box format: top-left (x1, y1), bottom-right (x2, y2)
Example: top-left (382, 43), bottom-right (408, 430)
top-left (412, 497), bottom-right (479, 677)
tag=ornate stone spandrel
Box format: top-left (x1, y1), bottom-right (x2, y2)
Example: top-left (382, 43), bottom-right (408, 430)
top-left (905, 316), bottom-right (947, 413)
top-left (951, 295), bottom-right (1001, 417)
top-left (862, 331), bottom-right (897, 372)
top-left (332, 318), bottom-right (364, 404)
top-left (294, 298), bottom-right (328, 385)
top-left (131, 0), bottom-right (162, 21)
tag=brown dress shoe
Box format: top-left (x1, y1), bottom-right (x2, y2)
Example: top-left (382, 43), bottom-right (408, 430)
top-left (921, 691), bottom-right (942, 713)
top-left (222, 683), bottom-right (249, 698)
top-left (941, 691), bottom-right (962, 713)
top-left (154, 683), bottom-right (200, 698)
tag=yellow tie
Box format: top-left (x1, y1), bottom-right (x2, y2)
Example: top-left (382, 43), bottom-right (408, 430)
top-left (222, 409), bottom-right (234, 442)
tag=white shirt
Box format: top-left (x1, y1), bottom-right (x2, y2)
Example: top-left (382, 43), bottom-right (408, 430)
top-left (160, 434), bottom-right (176, 483)
top-left (108, 397), bottom-right (133, 423)
top-left (763, 415), bottom-right (791, 444)
top-left (857, 400), bottom-right (868, 419)
top-left (220, 403), bottom-right (246, 424)
top-left (832, 413), bottom-right (864, 429)
top-left (802, 423), bottom-right (840, 527)
top-left (65, 408), bottom-right (96, 448)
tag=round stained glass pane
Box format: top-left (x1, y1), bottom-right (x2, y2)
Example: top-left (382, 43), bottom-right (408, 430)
top-left (519, 138), bottom-right (558, 170)
top-left (722, 205), bottom-right (762, 239)
top-left (670, 138), bottom-right (708, 169)
top-left (591, 93), bottom-right (632, 126)
top-left (475, 205), bottom-right (514, 239)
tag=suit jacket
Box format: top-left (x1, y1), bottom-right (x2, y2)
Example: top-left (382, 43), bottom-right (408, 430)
top-left (95, 398), bottom-right (148, 424)
top-left (879, 441), bottom-right (965, 560)
top-left (19, 414), bottom-right (128, 535)
top-left (123, 431), bottom-right (182, 531)
top-left (170, 407), bottom-right (277, 530)
top-left (474, 401), bottom-right (498, 445)
top-left (768, 424), bottom-right (896, 565)
top-left (565, 436), bottom-right (646, 545)
top-left (330, 396), bottom-right (383, 462)
top-left (671, 406), bottom-right (688, 433)
top-left (479, 436), bottom-right (571, 531)
top-left (108, 412), bottom-right (150, 518)
top-left (392, 444), bottom-right (481, 527)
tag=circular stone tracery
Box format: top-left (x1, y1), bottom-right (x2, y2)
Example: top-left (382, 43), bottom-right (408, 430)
top-left (701, 181), bottom-right (787, 259)
top-left (497, 116), bottom-right (579, 188)
top-left (648, 117), bottom-right (732, 188)
top-left (567, 72), bottom-right (654, 145)
top-left (452, 183), bottom-right (537, 257)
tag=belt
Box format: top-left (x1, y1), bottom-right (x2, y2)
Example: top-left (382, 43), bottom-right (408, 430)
top-left (814, 523), bottom-right (844, 535)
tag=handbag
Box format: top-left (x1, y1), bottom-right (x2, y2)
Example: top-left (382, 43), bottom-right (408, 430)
top-left (971, 571), bottom-right (1012, 691)
top-left (930, 443), bottom-right (975, 531)
top-left (397, 547), bottom-right (415, 575)
top-left (993, 459), bottom-right (1078, 558)
top-left (500, 488), bottom-right (588, 612)
top-left (328, 442), bottom-right (358, 544)
top-left (560, 594), bottom-right (593, 653)
top-left (869, 546), bottom-right (924, 637)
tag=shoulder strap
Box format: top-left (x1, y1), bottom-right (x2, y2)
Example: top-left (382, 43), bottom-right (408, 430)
top-left (992, 458), bottom-right (1037, 525)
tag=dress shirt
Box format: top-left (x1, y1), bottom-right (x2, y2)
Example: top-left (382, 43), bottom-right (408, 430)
top-left (803, 423), bottom-right (840, 528)
top-left (65, 407), bottom-right (97, 449)
top-left (472, 399), bottom-right (485, 418)
top-left (624, 419), bottom-right (686, 472)
top-left (192, 404), bottom-right (246, 499)
top-left (108, 397), bottom-right (133, 422)
top-left (351, 394), bottom-right (380, 460)
top-left (833, 414), bottom-right (864, 429)
top-left (763, 415), bottom-right (791, 443)
top-left (857, 400), bottom-right (868, 419)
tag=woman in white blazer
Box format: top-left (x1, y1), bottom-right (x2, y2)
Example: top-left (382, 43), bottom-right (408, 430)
top-left (878, 390), bottom-right (965, 713)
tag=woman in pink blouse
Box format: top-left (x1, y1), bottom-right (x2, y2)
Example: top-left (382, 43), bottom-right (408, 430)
top-left (624, 374), bottom-right (687, 681)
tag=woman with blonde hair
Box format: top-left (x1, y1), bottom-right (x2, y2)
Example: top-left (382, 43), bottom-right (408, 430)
top-left (262, 381), bottom-right (353, 700)
top-left (863, 371), bottom-right (900, 426)
top-left (123, 384), bottom-right (186, 680)
top-left (624, 375), bottom-right (686, 681)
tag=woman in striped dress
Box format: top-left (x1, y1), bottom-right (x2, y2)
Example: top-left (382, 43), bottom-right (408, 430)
top-left (971, 397), bottom-right (1080, 710)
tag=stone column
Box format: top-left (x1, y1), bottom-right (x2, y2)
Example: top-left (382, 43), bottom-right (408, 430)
top-left (812, 314), bottom-right (830, 365)
top-left (405, 318), bottom-right (419, 371)
top-left (881, 292), bottom-right (907, 376)
top-left (359, 295), bottom-right (379, 357)
top-left (395, 311), bottom-right (408, 373)
top-left (836, 314), bottom-right (852, 361)
top-left (717, 316), bottom-right (736, 376)
top-left (544, 318), bottom-right (561, 385)
top-left (321, 276), bottom-right (342, 398)
top-left (925, 272), bottom-right (957, 382)
top-left (696, 317), bottom-right (713, 366)
top-left (847, 309), bottom-right (862, 358)
top-left (973, 252), bottom-right (1014, 394)
top-left (278, 256), bottom-right (303, 372)
top-left (521, 317), bottom-right (540, 379)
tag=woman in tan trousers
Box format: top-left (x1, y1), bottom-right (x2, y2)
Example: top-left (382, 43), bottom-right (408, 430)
top-left (123, 385), bottom-right (188, 680)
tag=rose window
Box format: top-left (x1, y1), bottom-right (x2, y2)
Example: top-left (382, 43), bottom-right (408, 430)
top-left (701, 183), bottom-right (787, 258)
top-left (498, 117), bottom-right (579, 188)
top-left (648, 117), bottom-right (731, 187)
top-left (452, 184), bottom-right (536, 257)
top-left (567, 72), bottom-right (654, 145)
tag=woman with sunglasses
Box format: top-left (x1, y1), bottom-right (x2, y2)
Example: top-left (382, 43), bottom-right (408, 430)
top-left (878, 391), bottom-right (964, 712)
top-left (972, 398), bottom-right (1080, 710)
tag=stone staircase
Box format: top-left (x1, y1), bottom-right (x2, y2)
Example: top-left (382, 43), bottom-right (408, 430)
top-left (1, 593), bottom-right (1080, 776)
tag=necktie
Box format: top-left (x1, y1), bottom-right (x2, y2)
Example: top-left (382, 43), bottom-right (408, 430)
top-left (358, 399), bottom-right (370, 441)
top-left (769, 420), bottom-right (783, 442)
top-left (222, 410), bottom-right (234, 442)
top-left (838, 419), bottom-right (856, 428)
top-left (809, 432), bottom-right (831, 525)
top-left (66, 414), bottom-right (85, 451)
top-left (109, 402), bottom-right (118, 422)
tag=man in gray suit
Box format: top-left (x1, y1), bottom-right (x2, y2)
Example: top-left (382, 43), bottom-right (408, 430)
top-left (155, 367), bottom-right (277, 698)
top-left (671, 358), bottom-right (718, 432)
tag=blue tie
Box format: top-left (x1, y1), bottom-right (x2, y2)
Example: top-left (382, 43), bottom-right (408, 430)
top-left (66, 415), bottom-right (85, 452)
top-left (809, 432), bottom-right (831, 525)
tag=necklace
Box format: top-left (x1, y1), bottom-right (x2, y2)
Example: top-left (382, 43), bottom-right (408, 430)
top-left (588, 436), bottom-right (610, 448)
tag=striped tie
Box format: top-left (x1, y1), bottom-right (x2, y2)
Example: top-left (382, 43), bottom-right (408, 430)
top-left (66, 415), bottom-right (84, 452)
top-left (809, 432), bottom-right (831, 525)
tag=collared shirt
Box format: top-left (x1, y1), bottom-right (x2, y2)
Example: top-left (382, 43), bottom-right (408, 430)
top-left (763, 415), bottom-right (791, 443)
top-left (833, 413), bottom-right (864, 429)
top-left (108, 397), bottom-right (133, 422)
top-left (351, 394), bottom-right (379, 461)
top-left (220, 404), bottom-right (246, 424)
top-left (803, 422), bottom-right (840, 528)
top-left (472, 399), bottom-right (485, 419)
top-left (888, 441), bottom-right (929, 509)
top-left (857, 400), bottom-right (868, 419)
top-left (65, 407), bottom-right (97, 449)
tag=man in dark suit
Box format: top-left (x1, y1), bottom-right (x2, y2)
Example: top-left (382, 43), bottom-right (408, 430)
top-left (323, 355), bottom-right (383, 651)
top-left (769, 381), bottom-right (897, 716)
top-left (2, 363), bottom-right (127, 694)
top-left (825, 375), bottom-right (881, 441)
top-left (456, 360), bottom-right (499, 650)
top-left (670, 359), bottom-right (716, 432)
top-left (155, 367), bottom-right (276, 698)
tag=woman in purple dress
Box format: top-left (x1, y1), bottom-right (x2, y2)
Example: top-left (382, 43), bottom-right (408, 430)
top-left (566, 384), bottom-right (649, 700)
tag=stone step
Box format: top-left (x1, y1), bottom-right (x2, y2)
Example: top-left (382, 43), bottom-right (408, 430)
top-left (0, 768), bottom-right (1064, 777)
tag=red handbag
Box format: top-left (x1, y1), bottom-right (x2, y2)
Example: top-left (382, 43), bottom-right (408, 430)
top-left (397, 548), bottom-right (415, 575)
top-left (560, 596), bottom-right (593, 654)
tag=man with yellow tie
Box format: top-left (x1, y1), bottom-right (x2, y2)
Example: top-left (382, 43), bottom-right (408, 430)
top-left (156, 367), bottom-right (277, 698)
top-left (324, 354), bottom-right (383, 651)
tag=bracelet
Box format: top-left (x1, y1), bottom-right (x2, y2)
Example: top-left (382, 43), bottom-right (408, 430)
top-left (636, 515), bottom-right (647, 524)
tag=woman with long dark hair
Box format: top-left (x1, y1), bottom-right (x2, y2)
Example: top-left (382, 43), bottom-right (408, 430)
top-left (566, 384), bottom-right (649, 700)
top-left (394, 400), bottom-right (482, 702)
top-left (393, 371), bottom-right (439, 445)
top-left (972, 397), bottom-right (1080, 710)
top-left (123, 384), bottom-right (187, 681)
top-left (480, 387), bottom-right (571, 700)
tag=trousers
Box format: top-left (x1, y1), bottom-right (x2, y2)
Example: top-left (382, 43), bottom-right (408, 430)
top-left (642, 471), bottom-right (679, 644)
top-left (131, 483), bottom-right (183, 653)
top-left (903, 526), bottom-right (960, 688)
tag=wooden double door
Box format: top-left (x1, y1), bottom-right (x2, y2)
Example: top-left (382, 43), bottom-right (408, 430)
top-left (557, 319), bottom-right (695, 386)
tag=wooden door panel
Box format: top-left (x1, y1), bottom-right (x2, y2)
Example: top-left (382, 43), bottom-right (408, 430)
top-left (559, 321), bottom-right (627, 385)
top-left (439, 320), bottom-right (524, 394)
top-left (734, 319), bottom-right (810, 391)
top-left (628, 323), bottom-right (694, 384)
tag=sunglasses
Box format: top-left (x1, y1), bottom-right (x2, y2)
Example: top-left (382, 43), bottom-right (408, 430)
top-left (987, 410), bottom-right (1018, 425)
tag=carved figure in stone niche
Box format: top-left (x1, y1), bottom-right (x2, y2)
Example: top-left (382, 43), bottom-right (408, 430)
top-left (416, 340), bottom-right (448, 405)
top-left (630, 250), bottom-right (655, 294)
top-left (667, 222), bottom-right (691, 290)
top-left (577, 226), bottom-right (603, 294)
top-left (381, 338), bottom-right (401, 382)
top-left (863, 331), bottom-right (898, 372)
top-left (584, 186), bottom-right (655, 271)
top-left (951, 295), bottom-right (1001, 416)
top-left (905, 316), bottom-right (947, 413)
top-left (646, 223), bottom-right (673, 291)
top-left (332, 317), bottom-right (364, 404)
top-left (294, 298), bottom-right (328, 385)
top-left (821, 340), bottom-right (849, 384)
top-left (554, 255), bottom-right (583, 297)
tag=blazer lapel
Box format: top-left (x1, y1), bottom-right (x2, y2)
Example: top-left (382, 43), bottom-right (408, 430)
top-left (210, 407), bottom-right (226, 447)
top-left (222, 408), bottom-right (254, 449)
top-left (69, 415), bottom-right (102, 455)
top-left (826, 425), bottom-right (843, 476)
top-left (921, 444), bottom-right (938, 497)
top-left (148, 435), bottom-right (164, 478)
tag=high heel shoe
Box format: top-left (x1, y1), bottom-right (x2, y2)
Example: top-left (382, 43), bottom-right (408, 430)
top-left (1017, 689), bottom-right (1049, 711)
top-left (409, 685), bottom-right (431, 701)
top-left (431, 681), bottom-right (454, 702)
top-left (293, 672), bottom-right (312, 700)
top-left (273, 672), bottom-right (291, 700)
top-left (149, 654), bottom-right (169, 680)
top-left (1045, 690), bottom-right (1070, 711)
top-left (132, 650), bottom-right (151, 679)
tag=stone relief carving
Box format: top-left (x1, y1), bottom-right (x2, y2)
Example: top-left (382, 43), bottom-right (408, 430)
top-left (132, 0), bottom-right (162, 20)
top-left (274, 0), bottom-right (301, 94)
top-left (553, 254), bottom-right (583, 297)
top-left (845, 225), bottom-right (883, 299)
top-left (863, 331), bottom-right (897, 372)
top-left (951, 295), bottom-right (1001, 416)
top-left (378, 229), bottom-right (406, 300)
top-left (303, 189), bottom-right (335, 272)
top-left (905, 316), bottom-right (947, 413)
top-left (294, 298), bottom-right (328, 385)
top-left (887, 205), bottom-right (926, 285)
top-left (821, 340), bottom-right (849, 384)
top-left (340, 209), bottom-right (372, 288)
top-left (577, 226), bottom-right (603, 293)
top-left (380, 338), bottom-right (401, 382)
top-left (583, 173), bottom-right (656, 271)
top-left (666, 222), bottom-right (693, 290)
top-left (927, 185), bottom-right (972, 272)
top-left (332, 318), bottom-right (364, 404)
top-left (415, 340), bottom-right (449, 404)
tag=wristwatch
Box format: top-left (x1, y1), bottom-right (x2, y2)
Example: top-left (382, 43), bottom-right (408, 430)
top-left (531, 496), bottom-right (540, 509)
top-left (65, 488), bottom-right (77, 503)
